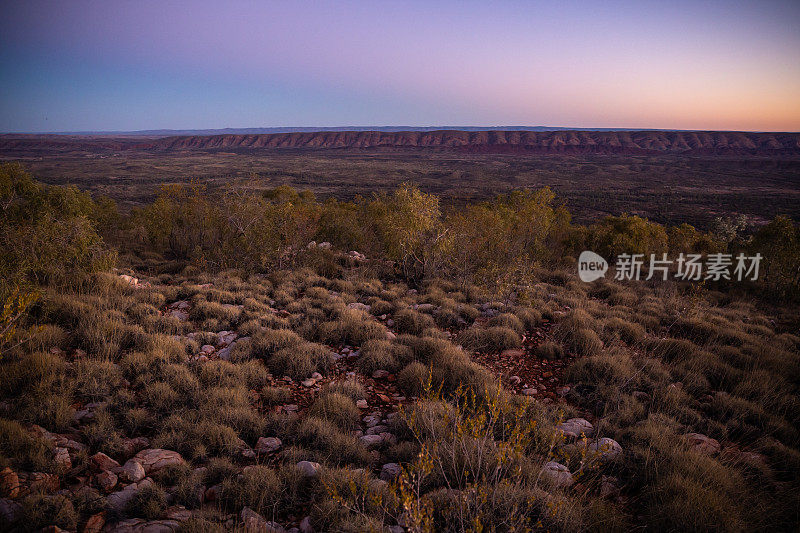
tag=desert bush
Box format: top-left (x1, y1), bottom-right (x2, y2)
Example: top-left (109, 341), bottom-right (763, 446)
top-left (487, 312), bottom-right (525, 334)
top-left (535, 341), bottom-right (564, 360)
top-left (394, 308), bottom-right (437, 335)
top-left (322, 378), bottom-right (367, 401)
top-left (125, 483), bottom-right (167, 519)
top-left (564, 327), bottom-right (603, 356)
top-left (317, 309), bottom-right (388, 346)
top-left (20, 494), bottom-right (77, 531)
top-left (221, 464), bottom-right (282, 516)
top-left (603, 317), bottom-right (646, 345)
top-left (294, 417), bottom-right (371, 466)
top-left (398, 361), bottom-right (431, 397)
top-left (357, 339), bottom-right (413, 374)
top-left (269, 342), bottom-right (332, 380)
top-left (455, 326), bottom-right (522, 353)
top-left (308, 393), bottom-right (360, 430)
top-left (0, 418), bottom-right (54, 472)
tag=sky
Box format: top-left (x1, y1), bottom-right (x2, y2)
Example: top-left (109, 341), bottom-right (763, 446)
top-left (1, 0), bottom-right (799, 133)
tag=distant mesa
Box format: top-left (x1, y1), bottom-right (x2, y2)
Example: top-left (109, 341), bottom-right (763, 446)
top-left (132, 130), bottom-right (800, 155)
top-left (1, 129), bottom-right (799, 155)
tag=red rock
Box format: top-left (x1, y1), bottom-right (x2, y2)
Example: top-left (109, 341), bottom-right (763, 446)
top-left (0, 468), bottom-right (19, 498)
top-left (83, 512), bottom-right (105, 533)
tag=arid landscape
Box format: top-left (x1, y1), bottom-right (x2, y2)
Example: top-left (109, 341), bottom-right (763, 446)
top-left (3, 130), bottom-right (800, 228)
top-left (2, 1), bottom-right (800, 531)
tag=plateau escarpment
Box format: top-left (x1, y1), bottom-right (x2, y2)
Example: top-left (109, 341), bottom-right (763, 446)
top-left (136, 130), bottom-right (800, 155)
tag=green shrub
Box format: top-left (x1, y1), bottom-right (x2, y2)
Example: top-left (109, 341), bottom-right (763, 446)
top-left (20, 494), bottom-right (77, 531)
top-left (125, 483), bottom-right (167, 519)
top-left (394, 308), bottom-right (437, 335)
top-left (269, 342), bottom-right (332, 380)
top-left (221, 465), bottom-right (281, 515)
top-left (357, 339), bottom-right (413, 374)
top-left (398, 361), bottom-right (431, 397)
top-left (455, 326), bottom-right (522, 352)
top-left (487, 313), bottom-right (525, 334)
top-left (308, 393), bottom-right (360, 430)
top-left (535, 341), bottom-right (564, 360)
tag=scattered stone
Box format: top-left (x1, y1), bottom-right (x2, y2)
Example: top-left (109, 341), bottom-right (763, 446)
top-left (509, 375), bottom-right (522, 385)
top-left (541, 461), bottom-right (574, 488)
top-left (95, 470), bottom-right (118, 492)
top-left (27, 472), bottom-right (59, 493)
top-left (359, 434), bottom-right (384, 448)
top-left (299, 516), bottom-right (313, 533)
top-left (311, 372), bottom-right (323, 380)
top-left (241, 507), bottom-right (286, 532)
top-left (52, 447), bottom-right (71, 470)
top-left (589, 438), bottom-right (622, 462)
top-left (0, 498), bottom-right (22, 525)
top-left (380, 463), bottom-right (401, 481)
top-left (0, 468), bottom-right (19, 498)
top-left (365, 425), bottom-right (390, 436)
top-left (83, 512), bottom-right (106, 533)
top-left (255, 437), bottom-right (282, 454)
top-left (600, 475), bottom-right (620, 498)
top-left (107, 478), bottom-right (152, 513)
top-left (296, 461), bottom-right (321, 478)
top-left (522, 388), bottom-right (537, 396)
top-left (119, 274), bottom-right (139, 287)
top-left (356, 399), bottom-right (369, 409)
top-left (165, 507), bottom-right (193, 521)
top-left (685, 433), bottom-right (721, 456)
top-left (372, 369), bottom-right (390, 379)
top-left (91, 452), bottom-right (120, 472)
top-left (301, 379), bottom-right (317, 388)
top-left (110, 518), bottom-right (181, 533)
top-left (363, 414), bottom-right (381, 427)
top-left (133, 449), bottom-right (185, 475)
top-left (118, 459), bottom-right (146, 483)
top-left (557, 418), bottom-right (594, 439)
top-left (283, 404), bottom-right (299, 413)
top-left (120, 437), bottom-right (151, 458)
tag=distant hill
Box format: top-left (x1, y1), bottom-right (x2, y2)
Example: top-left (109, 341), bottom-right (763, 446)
top-left (136, 130), bottom-right (800, 155)
top-left (2, 130), bottom-right (799, 156)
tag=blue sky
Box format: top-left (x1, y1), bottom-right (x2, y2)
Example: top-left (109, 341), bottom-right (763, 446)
top-left (1, 0), bottom-right (799, 132)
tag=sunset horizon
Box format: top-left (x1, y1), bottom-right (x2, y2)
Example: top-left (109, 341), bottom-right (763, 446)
top-left (2, 0), bottom-right (799, 133)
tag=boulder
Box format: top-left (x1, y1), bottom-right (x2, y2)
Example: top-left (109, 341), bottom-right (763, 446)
top-left (685, 433), bottom-right (720, 456)
top-left (110, 518), bottom-right (181, 533)
top-left (241, 507), bottom-right (285, 532)
top-left (299, 516), bottom-right (313, 533)
top-left (91, 452), bottom-right (120, 472)
top-left (589, 438), bottom-right (622, 462)
top-left (359, 434), bottom-right (384, 448)
top-left (53, 447), bottom-right (71, 470)
top-left (83, 512), bottom-right (105, 533)
top-left (557, 418), bottom-right (594, 439)
top-left (95, 470), bottom-right (118, 492)
top-left (296, 461), bottom-right (321, 478)
top-left (132, 449), bottom-right (185, 475)
top-left (0, 498), bottom-right (22, 524)
top-left (118, 459), bottom-right (146, 483)
top-left (255, 437), bottom-right (282, 454)
top-left (0, 467), bottom-right (19, 498)
top-left (540, 461), bottom-right (574, 488)
top-left (380, 463), bottom-right (401, 482)
top-left (107, 478), bottom-right (152, 513)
